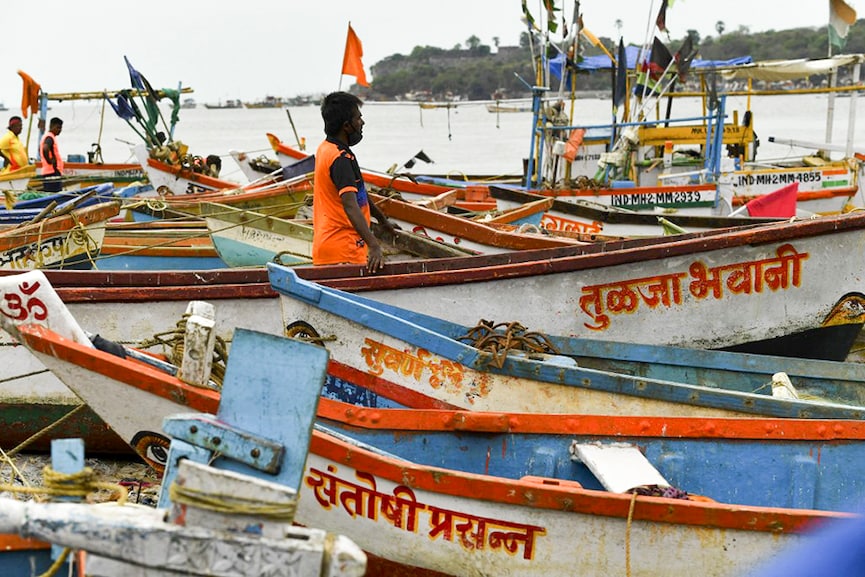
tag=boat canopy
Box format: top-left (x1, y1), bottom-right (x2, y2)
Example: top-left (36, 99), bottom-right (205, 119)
top-left (718, 54), bottom-right (865, 81)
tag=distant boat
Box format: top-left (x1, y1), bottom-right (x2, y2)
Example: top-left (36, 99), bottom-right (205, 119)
top-left (244, 96), bottom-right (283, 109)
top-left (486, 102), bottom-right (532, 113)
top-left (204, 99), bottom-right (243, 109)
top-left (0, 102), bottom-right (7, 111)
top-left (180, 98), bottom-right (196, 109)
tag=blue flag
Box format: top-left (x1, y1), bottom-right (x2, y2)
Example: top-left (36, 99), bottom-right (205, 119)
top-left (107, 92), bottom-right (136, 120)
top-left (124, 55), bottom-right (145, 91)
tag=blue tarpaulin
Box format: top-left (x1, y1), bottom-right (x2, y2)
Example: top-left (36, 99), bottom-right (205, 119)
top-left (549, 46), bottom-right (753, 87)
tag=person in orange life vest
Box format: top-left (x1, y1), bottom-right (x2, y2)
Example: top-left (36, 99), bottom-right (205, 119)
top-left (40, 117), bottom-right (64, 192)
top-left (312, 91), bottom-right (396, 271)
top-left (0, 116), bottom-right (28, 173)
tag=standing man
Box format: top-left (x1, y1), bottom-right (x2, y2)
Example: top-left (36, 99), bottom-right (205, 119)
top-left (0, 116), bottom-right (28, 173)
top-left (40, 117), bottom-right (64, 192)
top-left (312, 91), bottom-right (395, 271)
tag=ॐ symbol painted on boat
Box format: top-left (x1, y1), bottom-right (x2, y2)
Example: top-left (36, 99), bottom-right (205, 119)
top-left (0, 281), bottom-right (48, 322)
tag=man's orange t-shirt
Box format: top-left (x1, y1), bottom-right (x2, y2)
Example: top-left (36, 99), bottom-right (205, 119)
top-left (312, 138), bottom-right (371, 265)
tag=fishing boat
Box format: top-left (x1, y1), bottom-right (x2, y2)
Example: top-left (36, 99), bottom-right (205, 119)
top-left (269, 265), bottom-right (865, 419)
top-left (486, 101), bottom-right (532, 113)
top-left (0, 283), bottom-right (861, 576)
top-left (244, 96), bottom-right (283, 109)
top-left (535, 38), bottom-right (865, 217)
top-left (200, 201), bottom-right (474, 268)
top-left (370, 192), bottom-right (585, 253)
top-left (203, 99), bottom-right (243, 109)
top-left (0, 200), bottom-right (119, 270)
top-left (266, 133), bottom-right (498, 211)
top-left (490, 184), bottom-right (787, 237)
top-left (97, 219), bottom-right (225, 270)
top-left (128, 150), bottom-right (314, 220)
top-left (292, 210), bottom-right (865, 361)
top-left (0, 330), bottom-right (367, 577)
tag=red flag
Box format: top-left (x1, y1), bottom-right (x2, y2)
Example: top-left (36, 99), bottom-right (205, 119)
top-left (342, 24), bottom-right (369, 87)
top-left (18, 70), bottom-right (41, 118)
top-left (745, 182), bottom-right (798, 218)
top-left (656, 0), bottom-right (669, 32)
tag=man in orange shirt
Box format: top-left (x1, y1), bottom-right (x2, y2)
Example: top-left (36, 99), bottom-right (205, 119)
top-left (312, 92), bottom-right (395, 271)
top-left (40, 117), bottom-right (64, 192)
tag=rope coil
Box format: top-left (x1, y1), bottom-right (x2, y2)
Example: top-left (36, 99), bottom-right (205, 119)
top-left (0, 465), bottom-right (127, 505)
top-left (456, 319), bottom-right (560, 368)
top-left (138, 313), bottom-right (229, 388)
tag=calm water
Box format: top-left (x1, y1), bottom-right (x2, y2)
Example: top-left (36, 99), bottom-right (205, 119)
top-left (22, 92), bottom-right (865, 182)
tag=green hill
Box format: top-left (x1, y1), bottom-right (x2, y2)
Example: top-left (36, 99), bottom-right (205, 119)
top-left (360, 22), bottom-right (865, 101)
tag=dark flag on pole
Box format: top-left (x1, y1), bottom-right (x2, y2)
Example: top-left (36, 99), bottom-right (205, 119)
top-left (675, 34), bottom-right (698, 82)
top-left (655, 0), bottom-right (669, 32)
top-left (613, 38), bottom-right (628, 109)
top-left (404, 150), bottom-right (434, 169)
top-left (648, 36), bottom-right (673, 80)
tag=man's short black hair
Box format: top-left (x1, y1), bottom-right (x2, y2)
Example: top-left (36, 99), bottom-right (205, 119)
top-left (49, 117), bottom-right (63, 127)
top-left (321, 91), bottom-right (362, 137)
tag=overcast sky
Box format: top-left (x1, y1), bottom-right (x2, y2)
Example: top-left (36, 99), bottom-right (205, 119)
top-left (1, 0), bottom-right (855, 107)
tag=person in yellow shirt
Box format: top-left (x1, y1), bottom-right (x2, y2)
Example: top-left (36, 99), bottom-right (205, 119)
top-left (0, 116), bottom-right (29, 173)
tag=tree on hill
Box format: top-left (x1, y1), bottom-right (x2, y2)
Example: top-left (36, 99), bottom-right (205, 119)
top-left (363, 21), bottom-right (865, 101)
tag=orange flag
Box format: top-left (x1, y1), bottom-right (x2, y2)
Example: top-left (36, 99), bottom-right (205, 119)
top-left (18, 70), bottom-right (41, 118)
top-left (342, 23), bottom-right (369, 87)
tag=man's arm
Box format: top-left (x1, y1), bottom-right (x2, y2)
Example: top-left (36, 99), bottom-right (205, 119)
top-left (341, 191), bottom-right (385, 271)
top-left (42, 136), bottom-right (57, 171)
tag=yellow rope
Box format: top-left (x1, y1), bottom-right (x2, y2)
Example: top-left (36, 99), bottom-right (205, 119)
top-left (137, 313), bottom-right (229, 388)
top-left (5, 404), bottom-right (88, 458)
top-left (169, 482), bottom-right (296, 520)
top-left (0, 445), bottom-right (31, 492)
top-left (64, 215), bottom-right (100, 268)
top-left (36, 546), bottom-right (72, 577)
top-left (625, 491), bottom-right (637, 577)
top-left (0, 465), bottom-right (127, 505)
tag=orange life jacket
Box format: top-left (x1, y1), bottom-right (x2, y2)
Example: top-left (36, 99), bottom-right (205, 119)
top-left (40, 131), bottom-right (64, 174)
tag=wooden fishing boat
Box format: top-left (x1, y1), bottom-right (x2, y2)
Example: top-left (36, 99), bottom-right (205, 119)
top-left (38, 160), bottom-right (147, 189)
top-left (97, 219), bottom-right (225, 270)
top-left (203, 99), bottom-right (242, 109)
top-left (370, 192), bottom-right (585, 253)
top-left (266, 133), bottom-right (497, 211)
top-left (244, 96), bottom-right (283, 109)
top-left (0, 332), bottom-right (366, 577)
top-left (269, 265), bottom-right (865, 419)
top-left (132, 143), bottom-right (313, 205)
top-left (534, 54), bottom-right (865, 217)
top-left (128, 155), bottom-right (314, 221)
top-left (292, 211), bottom-right (865, 361)
top-left (486, 102), bottom-right (532, 113)
top-left (490, 184), bottom-right (786, 238)
top-left (1, 290), bottom-right (861, 576)
top-left (200, 201), bottom-right (474, 268)
top-left (0, 201), bottom-right (119, 270)
top-left (0, 164), bottom-right (38, 192)
top-left (0, 183), bottom-right (117, 225)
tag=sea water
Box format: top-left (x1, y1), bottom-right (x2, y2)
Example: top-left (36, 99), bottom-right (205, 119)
top-left (21, 92), bottom-right (865, 181)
